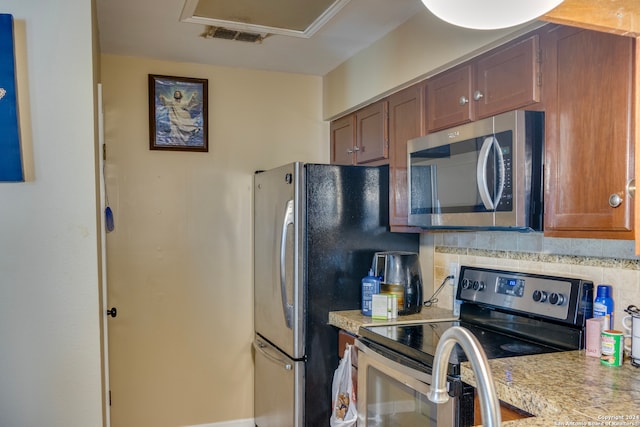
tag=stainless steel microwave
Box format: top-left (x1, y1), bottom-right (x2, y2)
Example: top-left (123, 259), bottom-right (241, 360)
top-left (407, 110), bottom-right (544, 230)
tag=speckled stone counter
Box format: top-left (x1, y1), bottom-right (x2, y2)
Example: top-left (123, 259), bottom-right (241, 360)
top-left (328, 307), bottom-right (457, 335)
top-left (461, 350), bottom-right (640, 426)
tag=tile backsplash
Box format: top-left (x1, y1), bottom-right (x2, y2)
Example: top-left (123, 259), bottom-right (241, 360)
top-left (427, 231), bottom-right (640, 332)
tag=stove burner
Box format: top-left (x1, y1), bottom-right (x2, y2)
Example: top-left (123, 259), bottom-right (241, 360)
top-left (500, 342), bottom-right (543, 354)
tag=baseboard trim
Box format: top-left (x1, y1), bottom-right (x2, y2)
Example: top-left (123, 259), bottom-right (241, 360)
top-left (183, 418), bottom-right (254, 427)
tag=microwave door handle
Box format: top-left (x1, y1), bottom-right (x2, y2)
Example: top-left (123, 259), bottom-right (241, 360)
top-left (279, 199), bottom-right (295, 329)
top-left (476, 136), bottom-right (505, 210)
top-left (493, 138), bottom-right (506, 207)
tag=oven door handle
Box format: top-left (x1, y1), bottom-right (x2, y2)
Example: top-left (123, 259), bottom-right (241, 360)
top-left (476, 136), bottom-right (505, 211)
top-left (355, 339), bottom-right (437, 391)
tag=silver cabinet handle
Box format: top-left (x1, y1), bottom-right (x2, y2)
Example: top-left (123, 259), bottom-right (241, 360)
top-left (346, 148), bottom-right (353, 154)
top-left (353, 146), bottom-right (360, 152)
top-left (609, 193), bottom-right (623, 208)
top-left (608, 180), bottom-right (635, 208)
top-left (279, 200), bottom-right (294, 329)
top-left (473, 90), bottom-right (484, 101)
top-left (459, 96), bottom-right (469, 105)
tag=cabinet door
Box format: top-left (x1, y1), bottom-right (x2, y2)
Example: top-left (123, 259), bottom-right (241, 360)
top-left (474, 34), bottom-right (540, 119)
top-left (388, 84), bottom-right (424, 232)
top-left (356, 101), bottom-right (388, 164)
top-left (330, 114), bottom-right (356, 165)
top-left (543, 26), bottom-right (634, 238)
top-left (426, 64), bottom-right (473, 132)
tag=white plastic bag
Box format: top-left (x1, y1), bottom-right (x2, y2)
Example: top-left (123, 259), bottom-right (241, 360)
top-left (329, 343), bottom-right (358, 427)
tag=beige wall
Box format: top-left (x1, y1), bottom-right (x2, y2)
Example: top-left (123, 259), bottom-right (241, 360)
top-left (101, 54), bottom-right (327, 425)
top-left (322, 10), bottom-right (540, 119)
top-left (0, 0), bottom-right (104, 426)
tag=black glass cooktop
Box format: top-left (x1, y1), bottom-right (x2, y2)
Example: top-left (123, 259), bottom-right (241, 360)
top-left (358, 320), bottom-right (563, 376)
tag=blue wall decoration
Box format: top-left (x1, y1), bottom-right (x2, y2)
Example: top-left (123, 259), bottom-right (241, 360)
top-left (0, 14), bottom-right (23, 182)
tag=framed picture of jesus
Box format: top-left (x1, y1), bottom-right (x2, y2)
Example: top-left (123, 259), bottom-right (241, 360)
top-left (148, 74), bottom-right (208, 152)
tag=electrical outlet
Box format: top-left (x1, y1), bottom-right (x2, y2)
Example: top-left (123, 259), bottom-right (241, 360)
top-left (450, 262), bottom-right (461, 316)
top-left (449, 262), bottom-right (459, 285)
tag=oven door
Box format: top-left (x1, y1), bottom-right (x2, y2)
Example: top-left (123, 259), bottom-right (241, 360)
top-left (356, 339), bottom-right (459, 426)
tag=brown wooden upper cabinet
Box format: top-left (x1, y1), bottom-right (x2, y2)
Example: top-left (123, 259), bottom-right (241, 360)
top-left (330, 114), bottom-right (356, 165)
top-left (541, 25), bottom-right (635, 239)
top-left (388, 84), bottom-right (425, 232)
top-left (426, 34), bottom-right (541, 132)
top-left (330, 100), bottom-right (389, 165)
top-left (425, 64), bottom-right (473, 132)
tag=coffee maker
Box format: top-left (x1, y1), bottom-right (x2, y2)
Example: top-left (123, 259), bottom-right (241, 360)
top-left (372, 251), bottom-right (423, 315)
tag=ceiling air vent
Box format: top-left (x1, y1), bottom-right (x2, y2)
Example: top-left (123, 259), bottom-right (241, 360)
top-left (201, 25), bottom-right (267, 43)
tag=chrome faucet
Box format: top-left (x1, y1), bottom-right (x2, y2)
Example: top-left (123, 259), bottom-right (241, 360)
top-left (427, 326), bottom-right (502, 427)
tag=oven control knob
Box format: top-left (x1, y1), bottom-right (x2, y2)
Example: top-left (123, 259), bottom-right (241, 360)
top-left (472, 280), bottom-right (485, 291)
top-left (549, 293), bottom-right (565, 305)
top-left (532, 290), bottom-right (548, 302)
top-left (462, 278), bottom-right (472, 289)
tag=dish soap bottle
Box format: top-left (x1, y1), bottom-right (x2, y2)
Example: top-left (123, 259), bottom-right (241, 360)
top-left (593, 284), bottom-right (614, 330)
top-left (361, 269), bottom-right (380, 316)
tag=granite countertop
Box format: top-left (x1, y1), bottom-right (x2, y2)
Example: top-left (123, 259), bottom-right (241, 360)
top-left (461, 350), bottom-right (640, 426)
top-left (328, 307), bottom-right (458, 335)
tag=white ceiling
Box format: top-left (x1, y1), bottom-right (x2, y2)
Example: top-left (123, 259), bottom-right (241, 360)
top-left (95, 0), bottom-right (427, 76)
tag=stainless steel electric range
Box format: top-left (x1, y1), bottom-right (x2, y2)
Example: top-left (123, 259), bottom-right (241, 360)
top-left (356, 266), bottom-right (594, 427)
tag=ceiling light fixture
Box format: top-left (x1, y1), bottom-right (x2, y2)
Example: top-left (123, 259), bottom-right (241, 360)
top-left (421, 0), bottom-right (565, 30)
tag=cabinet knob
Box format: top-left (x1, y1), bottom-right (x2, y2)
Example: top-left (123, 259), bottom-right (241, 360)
top-left (346, 148), bottom-right (353, 154)
top-left (473, 90), bottom-right (484, 101)
top-left (609, 193), bottom-right (623, 208)
top-left (352, 146), bottom-right (360, 152)
top-left (459, 96), bottom-right (469, 106)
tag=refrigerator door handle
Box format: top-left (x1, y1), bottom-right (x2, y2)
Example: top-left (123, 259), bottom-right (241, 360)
top-left (280, 199), bottom-right (295, 329)
top-left (254, 339), bottom-right (293, 370)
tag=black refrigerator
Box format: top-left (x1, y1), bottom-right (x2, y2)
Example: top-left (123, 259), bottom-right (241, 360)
top-left (253, 162), bottom-right (420, 427)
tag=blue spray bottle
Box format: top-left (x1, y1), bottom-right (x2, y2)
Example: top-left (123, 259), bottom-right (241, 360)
top-left (361, 269), bottom-right (380, 316)
top-left (593, 284), bottom-right (614, 330)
